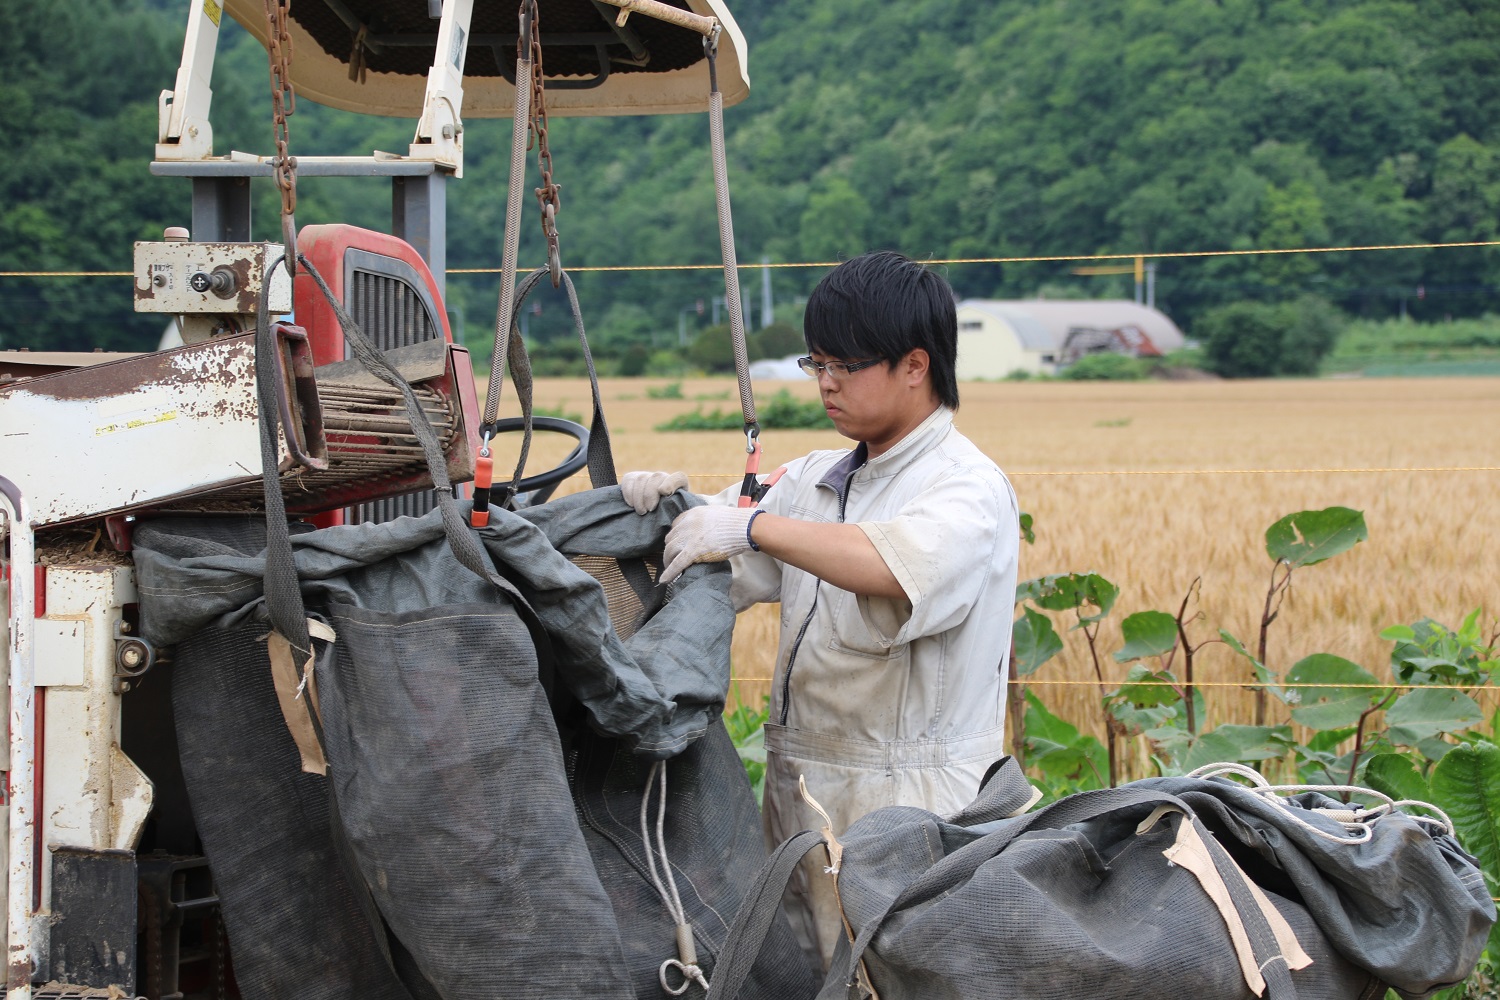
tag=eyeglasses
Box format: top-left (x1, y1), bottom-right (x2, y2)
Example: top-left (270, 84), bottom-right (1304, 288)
top-left (797, 356), bottom-right (883, 379)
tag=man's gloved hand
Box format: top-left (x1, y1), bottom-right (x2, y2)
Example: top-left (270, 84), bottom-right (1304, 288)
top-left (620, 470), bottom-right (690, 514)
top-left (661, 505), bottom-right (758, 584)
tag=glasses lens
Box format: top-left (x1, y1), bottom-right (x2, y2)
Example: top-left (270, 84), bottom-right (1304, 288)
top-left (797, 357), bottom-right (819, 377)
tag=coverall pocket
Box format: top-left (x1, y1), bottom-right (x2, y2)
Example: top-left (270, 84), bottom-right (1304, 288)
top-left (828, 590), bottom-right (906, 660)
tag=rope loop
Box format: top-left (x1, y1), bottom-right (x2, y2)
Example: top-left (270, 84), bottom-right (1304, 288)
top-left (659, 958), bottom-right (709, 996)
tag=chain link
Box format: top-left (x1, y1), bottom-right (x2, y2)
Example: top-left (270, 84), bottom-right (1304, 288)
top-left (265, 0), bottom-right (298, 269)
top-left (525, 0), bottom-right (563, 285)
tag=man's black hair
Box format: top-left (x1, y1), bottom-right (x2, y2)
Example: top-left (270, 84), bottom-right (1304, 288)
top-left (803, 250), bottom-right (960, 409)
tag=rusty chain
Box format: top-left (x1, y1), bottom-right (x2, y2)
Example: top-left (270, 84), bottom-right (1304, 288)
top-left (525, 0), bottom-right (563, 285)
top-left (265, 0), bottom-right (298, 272)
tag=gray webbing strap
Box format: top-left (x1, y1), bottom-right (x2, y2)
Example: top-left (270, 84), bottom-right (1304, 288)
top-left (483, 0), bottom-right (536, 430)
top-left (705, 37), bottom-right (758, 440)
top-left (255, 256), bottom-right (313, 665)
top-left (285, 258), bottom-right (550, 654)
top-left (696, 830), bottom-right (824, 1000)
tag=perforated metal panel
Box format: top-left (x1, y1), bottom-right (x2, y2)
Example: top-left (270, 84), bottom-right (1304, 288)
top-left (342, 250), bottom-right (447, 525)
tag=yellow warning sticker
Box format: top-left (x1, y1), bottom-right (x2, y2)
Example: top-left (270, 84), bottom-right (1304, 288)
top-left (204, 0), bottom-right (222, 27)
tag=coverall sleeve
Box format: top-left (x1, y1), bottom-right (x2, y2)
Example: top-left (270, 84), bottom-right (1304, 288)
top-left (853, 466), bottom-right (1018, 647)
top-left (715, 457), bottom-right (810, 612)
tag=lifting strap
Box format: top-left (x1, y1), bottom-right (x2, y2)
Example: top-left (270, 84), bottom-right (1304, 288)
top-left (703, 34), bottom-right (764, 507)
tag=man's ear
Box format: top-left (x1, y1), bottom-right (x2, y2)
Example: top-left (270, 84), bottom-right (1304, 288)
top-left (903, 348), bottom-right (931, 387)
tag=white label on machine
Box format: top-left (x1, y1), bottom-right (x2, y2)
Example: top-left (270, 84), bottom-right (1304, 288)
top-left (34, 620), bottom-right (88, 688)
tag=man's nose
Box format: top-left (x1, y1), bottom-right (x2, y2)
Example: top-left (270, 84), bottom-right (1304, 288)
top-left (817, 368), bottom-right (840, 388)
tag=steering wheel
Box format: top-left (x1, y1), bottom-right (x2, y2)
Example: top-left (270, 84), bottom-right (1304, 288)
top-left (487, 415), bottom-right (591, 506)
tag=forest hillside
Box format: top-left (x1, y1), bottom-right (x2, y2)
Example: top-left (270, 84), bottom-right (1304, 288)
top-left (1, 0), bottom-right (1496, 367)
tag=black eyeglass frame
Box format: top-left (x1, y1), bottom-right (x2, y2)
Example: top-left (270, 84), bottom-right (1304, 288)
top-left (797, 356), bottom-right (884, 378)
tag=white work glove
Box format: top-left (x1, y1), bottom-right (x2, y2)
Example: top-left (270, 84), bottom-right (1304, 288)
top-left (661, 505), bottom-right (758, 584)
top-left (620, 470), bottom-right (690, 514)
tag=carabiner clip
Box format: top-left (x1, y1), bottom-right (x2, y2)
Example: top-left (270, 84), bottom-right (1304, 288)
top-left (738, 424), bottom-right (762, 509)
top-left (471, 429), bottom-right (494, 527)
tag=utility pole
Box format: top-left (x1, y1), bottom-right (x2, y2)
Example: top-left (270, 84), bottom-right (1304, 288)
top-left (1145, 261), bottom-right (1157, 310)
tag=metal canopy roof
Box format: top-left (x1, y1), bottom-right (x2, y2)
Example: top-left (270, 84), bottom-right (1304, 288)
top-left (222, 0), bottom-right (749, 117)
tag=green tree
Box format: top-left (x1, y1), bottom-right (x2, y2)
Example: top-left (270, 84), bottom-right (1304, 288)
top-left (750, 321), bottom-right (804, 360)
top-left (1198, 297), bottom-right (1345, 377)
top-left (798, 177), bottom-right (873, 264)
top-left (1198, 301), bottom-right (1287, 378)
top-left (687, 323), bottom-right (736, 373)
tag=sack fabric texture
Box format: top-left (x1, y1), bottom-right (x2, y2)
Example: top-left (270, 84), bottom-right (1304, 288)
top-left (133, 488), bottom-right (819, 1000)
top-left (710, 757), bottom-right (1495, 1000)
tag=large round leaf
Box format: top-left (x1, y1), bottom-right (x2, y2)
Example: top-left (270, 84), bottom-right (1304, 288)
top-left (1113, 610), bottom-right (1178, 663)
top-left (1363, 752), bottom-right (1431, 806)
top-left (1265, 507), bottom-right (1367, 567)
top-left (1284, 653), bottom-right (1384, 730)
top-left (1012, 607), bottom-right (1063, 676)
top-left (1016, 572), bottom-right (1118, 624)
top-left (1384, 688), bottom-right (1485, 745)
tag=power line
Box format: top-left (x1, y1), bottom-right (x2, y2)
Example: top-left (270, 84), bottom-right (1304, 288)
top-left (731, 678), bottom-right (1500, 692)
top-left (5, 238), bottom-right (1498, 279)
top-left (450, 239), bottom-right (1500, 274)
top-left (659, 467), bottom-right (1500, 482)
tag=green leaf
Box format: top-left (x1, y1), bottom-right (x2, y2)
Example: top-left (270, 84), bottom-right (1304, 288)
top-left (1419, 737), bottom-right (1458, 763)
top-left (1203, 724), bottom-right (1296, 762)
top-left (1016, 572), bottom-right (1118, 625)
top-left (1379, 624), bottom-right (1417, 642)
top-left (1385, 688), bottom-right (1485, 744)
top-left (1114, 663), bottom-right (1182, 708)
top-left (1219, 629), bottom-right (1287, 701)
top-left (1019, 511), bottom-right (1035, 545)
top-left (1109, 700), bottom-right (1178, 736)
top-left (1457, 607), bottom-right (1483, 645)
top-left (1283, 653), bottom-right (1384, 730)
top-left (1429, 742), bottom-right (1500, 896)
top-left (1363, 752), bottom-right (1430, 805)
top-left (1304, 727), bottom-right (1357, 753)
top-left (1182, 731), bottom-right (1260, 772)
top-left (1023, 690), bottom-right (1079, 745)
top-left (1145, 726), bottom-right (1193, 766)
top-left (1114, 610), bottom-right (1178, 663)
top-left (1265, 507), bottom-right (1367, 568)
top-left (1012, 608), bottom-right (1063, 676)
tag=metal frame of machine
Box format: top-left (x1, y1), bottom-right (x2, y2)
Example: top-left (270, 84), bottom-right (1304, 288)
top-left (1, 1), bottom-right (752, 996)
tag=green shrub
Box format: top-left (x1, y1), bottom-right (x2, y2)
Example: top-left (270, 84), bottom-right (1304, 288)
top-left (1062, 353), bottom-right (1148, 380)
top-left (654, 388), bottom-right (831, 431)
top-left (646, 381), bottom-right (684, 400)
top-left (618, 344), bottom-right (650, 377)
top-left (751, 322), bottom-right (805, 360)
top-left (687, 323), bottom-right (736, 372)
top-left (1196, 296), bottom-right (1345, 377)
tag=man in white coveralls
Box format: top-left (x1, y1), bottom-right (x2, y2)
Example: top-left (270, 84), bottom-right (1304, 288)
top-left (622, 250), bottom-right (1020, 967)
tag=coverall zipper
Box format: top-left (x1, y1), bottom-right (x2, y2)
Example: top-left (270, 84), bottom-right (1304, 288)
top-left (777, 464), bottom-right (860, 726)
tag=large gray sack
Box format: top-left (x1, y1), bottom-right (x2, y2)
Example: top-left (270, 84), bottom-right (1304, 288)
top-left (133, 488), bottom-right (817, 1000)
top-left (710, 758), bottom-right (1495, 1000)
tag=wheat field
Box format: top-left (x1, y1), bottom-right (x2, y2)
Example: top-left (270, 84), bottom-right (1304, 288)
top-left (487, 375), bottom-right (1500, 773)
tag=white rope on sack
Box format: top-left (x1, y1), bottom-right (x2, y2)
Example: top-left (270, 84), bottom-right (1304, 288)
top-left (1186, 762), bottom-right (1457, 845)
top-left (640, 760), bottom-right (711, 996)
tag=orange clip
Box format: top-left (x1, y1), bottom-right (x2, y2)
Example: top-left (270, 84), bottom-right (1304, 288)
top-left (471, 450), bottom-right (493, 527)
top-left (738, 439), bottom-right (763, 508)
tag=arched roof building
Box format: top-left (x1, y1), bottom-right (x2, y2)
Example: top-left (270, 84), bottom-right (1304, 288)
top-left (956, 299), bottom-right (1187, 378)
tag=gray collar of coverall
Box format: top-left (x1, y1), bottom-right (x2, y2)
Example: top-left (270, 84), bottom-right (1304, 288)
top-left (815, 405), bottom-right (956, 504)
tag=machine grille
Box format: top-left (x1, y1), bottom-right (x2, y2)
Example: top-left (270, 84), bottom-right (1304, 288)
top-left (345, 267), bottom-right (445, 524)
